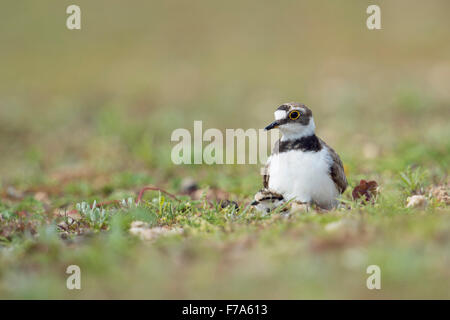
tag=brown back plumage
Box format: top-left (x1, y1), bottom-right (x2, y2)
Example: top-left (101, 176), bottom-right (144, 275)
top-left (318, 137), bottom-right (347, 194)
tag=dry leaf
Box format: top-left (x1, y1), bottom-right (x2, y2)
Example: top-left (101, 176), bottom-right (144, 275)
top-left (352, 180), bottom-right (378, 203)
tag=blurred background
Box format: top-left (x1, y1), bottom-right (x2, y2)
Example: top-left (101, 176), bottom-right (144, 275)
top-left (0, 0), bottom-right (449, 299)
top-left (1, 0), bottom-right (449, 188)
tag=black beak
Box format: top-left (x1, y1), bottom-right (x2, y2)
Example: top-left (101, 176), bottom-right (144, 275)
top-left (264, 120), bottom-right (280, 131)
top-left (250, 200), bottom-right (259, 206)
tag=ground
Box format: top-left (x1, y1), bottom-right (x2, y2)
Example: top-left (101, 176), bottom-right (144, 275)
top-left (0, 1), bottom-right (449, 299)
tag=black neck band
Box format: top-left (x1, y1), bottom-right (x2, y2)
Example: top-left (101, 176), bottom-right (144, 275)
top-left (275, 135), bottom-right (322, 153)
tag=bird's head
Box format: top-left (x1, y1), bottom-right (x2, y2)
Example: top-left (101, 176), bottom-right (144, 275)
top-left (265, 102), bottom-right (315, 140)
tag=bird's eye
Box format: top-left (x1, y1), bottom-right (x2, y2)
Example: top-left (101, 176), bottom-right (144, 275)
top-left (289, 110), bottom-right (300, 120)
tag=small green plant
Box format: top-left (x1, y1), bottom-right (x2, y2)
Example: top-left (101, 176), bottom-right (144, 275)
top-left (76, 201), bottom-right (109, 230)
top-left (120, 197), bottom-right (136, 208)
top-left (399, 166), bottom-right (428, 196)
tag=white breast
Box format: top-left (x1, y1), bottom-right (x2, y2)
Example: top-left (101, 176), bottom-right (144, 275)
top-left (267, 148), bottom-right (339, 209)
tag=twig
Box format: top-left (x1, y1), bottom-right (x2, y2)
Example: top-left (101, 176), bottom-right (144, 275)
top-left (136, 186), bottom-right (180, 203)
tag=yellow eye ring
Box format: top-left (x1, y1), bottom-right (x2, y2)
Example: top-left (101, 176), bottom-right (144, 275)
top-left (289, 110), bottom-right (300, 120)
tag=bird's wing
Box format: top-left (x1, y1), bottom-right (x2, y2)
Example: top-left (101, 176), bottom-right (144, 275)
top-left (262, 139), bottom-right (280, 188)
top-left (319, 138), bottom-right (348, 194)
top-left (263, 158), bottom-right (270, 188)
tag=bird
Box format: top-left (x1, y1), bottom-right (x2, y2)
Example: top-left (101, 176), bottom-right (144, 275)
top-left (250, 188), bottom-right (286, 214)
top-left (250, 188), bottom-right (311, 214)
top-left (261, 102), bottom-right (347, 210)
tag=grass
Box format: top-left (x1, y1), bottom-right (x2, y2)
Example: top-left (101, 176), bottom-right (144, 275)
top-left (0, 0), bottom-right (449, 299)
top-left (0, 159), bottom-right (448, 299)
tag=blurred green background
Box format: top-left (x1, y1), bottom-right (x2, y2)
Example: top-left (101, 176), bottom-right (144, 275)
top-left (1, 0), bottom-right (449, 185)
top-left (0, 0), bottom-right (449, 299)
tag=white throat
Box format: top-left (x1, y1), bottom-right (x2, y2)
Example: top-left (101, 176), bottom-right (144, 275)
top-left (280, 117), bottom-right (316, 141)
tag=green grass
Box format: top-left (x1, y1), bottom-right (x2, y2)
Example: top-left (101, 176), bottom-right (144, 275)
top-left (0, 0), bottom-right (450, 299)
top-left (0, 165), bottom-right (448, 299)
